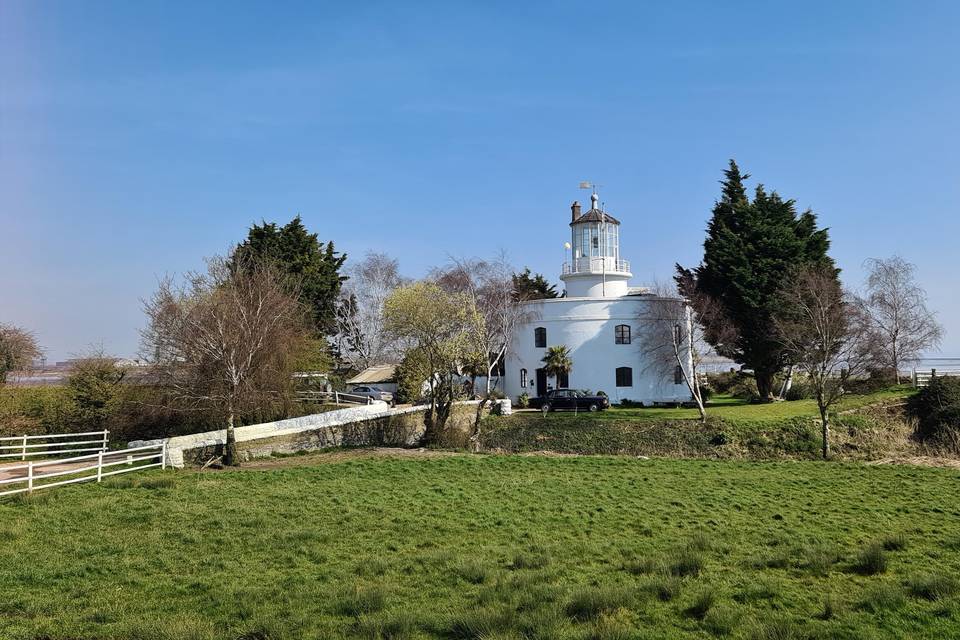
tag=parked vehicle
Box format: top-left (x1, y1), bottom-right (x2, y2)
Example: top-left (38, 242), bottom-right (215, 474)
top-left (350, 385), bottom-right (395, 404)
top-left (528, 389), bottom-right (609, 413)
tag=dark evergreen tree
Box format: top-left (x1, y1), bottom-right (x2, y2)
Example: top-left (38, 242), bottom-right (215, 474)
top-left (231, 216), bottom-right (347, 334)
top-left (677, 160), bottom-right (836, 400)
top-left (512, 268), bottom-right (558, 300)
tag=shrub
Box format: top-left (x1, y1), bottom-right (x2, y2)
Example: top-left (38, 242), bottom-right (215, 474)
top-left (784, 380), bottom-right (813, 401)
top-left (907, 376), bottom-right (960, 449)
top-left (728, 377), bottom-right (760, 402)
top-left (516, 392), bottom-right (530, 409)
top-left (851, 543), bottom-right (887, 575)
top-left (906, 573), bottom-right (957, 601)
top-left (707, 371), bottom-right (741, 394)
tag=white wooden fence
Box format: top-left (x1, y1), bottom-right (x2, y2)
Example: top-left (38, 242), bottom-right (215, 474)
top-left (912, 368), bottom-right (960, 387)
top-left (295, 390), bottom-right (377, 405)
top-left (0, 430), bottom-right (109, 460)
top-left (0, 443), bottom-right (166, 497)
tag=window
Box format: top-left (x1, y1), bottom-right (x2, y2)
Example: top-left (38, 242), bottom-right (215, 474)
top-left (534, 327), bottom-right (547, 348)
top-left (616, 367), bottom-right (633, 387)
top-left (674, 323), bottom-right (682, 346)
top-left (520, 368), bottom-right (527, 388)
top-left (674, 365), bottom-right (684, 385)
top-left (614, 324), bottom-right (631, 344)
top-left (557, 371), bottom-right (569, 388)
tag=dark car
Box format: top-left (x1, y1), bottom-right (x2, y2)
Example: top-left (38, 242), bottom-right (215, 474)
top-left (528, 389), bottom-right (609, 413)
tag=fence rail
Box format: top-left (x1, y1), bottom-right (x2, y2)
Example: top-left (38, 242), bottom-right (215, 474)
top-left (912, 368), bottom-right (960, 387)
top-left (295, 391), bottom-right (376, 405)
top-left (0, 443), bottom-right (166, 497)
top-left (0, 430), bottom-right (109, 460)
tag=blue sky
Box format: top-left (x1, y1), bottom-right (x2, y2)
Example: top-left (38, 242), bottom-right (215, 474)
top-left (2, 1), bottom-right (958, 360)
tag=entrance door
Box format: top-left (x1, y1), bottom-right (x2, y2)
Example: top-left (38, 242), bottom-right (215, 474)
top-left (535, 368), bottom-right (547, 397)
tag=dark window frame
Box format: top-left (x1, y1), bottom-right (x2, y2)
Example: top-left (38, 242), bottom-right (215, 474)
top-left (520, 368), bottom-right (527, 388)
top-left (615, 367), bottom-right (633, 388)
top-left (614, 324), bottom-right (631, 344)
top-left (534, 327), bottom-right (547, 348)
top-left (674, 365), bottom-right (684, 385)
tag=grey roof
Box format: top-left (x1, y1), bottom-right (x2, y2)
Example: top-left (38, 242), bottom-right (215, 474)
top-left (570, 209), bottom-right (620, 225)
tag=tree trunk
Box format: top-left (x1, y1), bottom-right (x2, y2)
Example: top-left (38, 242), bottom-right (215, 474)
top-left (224, 411), bottom-right (239, 466)
top-left (755, 371), bottom-right (774, 402)
top-left (820, 406), bottom-right (830, 460)
top-left (778, 365), bottom-right (794, 399)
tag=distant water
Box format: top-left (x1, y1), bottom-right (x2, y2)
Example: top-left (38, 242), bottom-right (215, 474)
top-left (699, 356), bottom-right (960, 374)
top-left (904, 358), bottom-right (960, 372)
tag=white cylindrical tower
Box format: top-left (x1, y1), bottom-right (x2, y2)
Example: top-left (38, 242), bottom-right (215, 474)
top-left (560, 194), bottom-right (632, 297)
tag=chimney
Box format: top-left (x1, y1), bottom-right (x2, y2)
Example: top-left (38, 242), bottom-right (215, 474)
top-left (571, 201), bottom-right (581, 222)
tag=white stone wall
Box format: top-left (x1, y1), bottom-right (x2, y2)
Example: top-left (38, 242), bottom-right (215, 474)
top-left (505, 296), bottom-right (694, 405)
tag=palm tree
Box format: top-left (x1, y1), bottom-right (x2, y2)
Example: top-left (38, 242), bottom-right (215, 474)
top-left (541, 345), bottom-right (572, 388)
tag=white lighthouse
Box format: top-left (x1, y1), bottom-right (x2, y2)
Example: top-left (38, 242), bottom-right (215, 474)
top-left (504, 193), bottom-right (694, 405)
top-left (560, 192), bottom-right (632, 298)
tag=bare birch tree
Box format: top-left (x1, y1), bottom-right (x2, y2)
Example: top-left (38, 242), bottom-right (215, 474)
top-left (775, 266), bottom-right (873, 459)
top-left (637, 287), bottom-right (708, 422)
top-left (335, 252), bottom-right (408, 370)
top-left (860, 256), bottom-right (943, 383)
top-left (141, 257), bottom-right (309, 464)
top-left (432, 255), bottom-right (536, 440)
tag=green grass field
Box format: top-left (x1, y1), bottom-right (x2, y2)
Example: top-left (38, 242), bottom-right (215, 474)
top-left (527, 387), bottom-right (916, 424)
top-left (2, 453), bottom-right (959, 639)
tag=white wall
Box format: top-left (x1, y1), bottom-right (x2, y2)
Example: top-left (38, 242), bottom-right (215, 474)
top-left (505, 296), bottom-right (694, 405)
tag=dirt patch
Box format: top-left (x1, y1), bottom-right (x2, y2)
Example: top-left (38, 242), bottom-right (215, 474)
top-left (865, 456), bottom-right (960, 469)
top-left (234, 447), bottom-right (463, 470)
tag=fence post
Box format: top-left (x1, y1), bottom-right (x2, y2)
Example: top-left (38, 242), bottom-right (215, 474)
top-left (21, 434), bottom-right (28, 461)
top-left (335, 391), bottom-right (339, 405)
top-left (27, 462), bottom-right (33, 493)
top-left (97, 451), bottom-right (104, 482)
top-left (161, 442), bottom-right (167, 470)
top-left (102, 430), bottom-right (109, 452)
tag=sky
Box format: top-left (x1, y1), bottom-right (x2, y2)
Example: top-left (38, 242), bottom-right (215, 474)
top-left (2, 1), bottom-right (959, 361)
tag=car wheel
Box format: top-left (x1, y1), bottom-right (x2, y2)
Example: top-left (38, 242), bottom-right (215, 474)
top-left (541, 403), bottom-right (551, 414)
top-left (589, 403), bottom-right (599, 412)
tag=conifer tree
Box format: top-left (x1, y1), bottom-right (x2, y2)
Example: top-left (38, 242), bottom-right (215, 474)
top-left (231, 216), bottom-right (347, 335)
top-left (677, 161), bottom-right (836, 400)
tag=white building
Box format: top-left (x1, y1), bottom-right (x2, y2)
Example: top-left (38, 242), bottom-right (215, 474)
top-left (504, 193), bottom-right (694, 405)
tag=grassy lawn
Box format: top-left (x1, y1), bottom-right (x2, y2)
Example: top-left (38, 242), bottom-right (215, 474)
top-left (483, 387), bottom-right (918, 460)
top-left (2, 454), bottom-right (960, 639)
top-left (536, 386), bottom-right (917, 424)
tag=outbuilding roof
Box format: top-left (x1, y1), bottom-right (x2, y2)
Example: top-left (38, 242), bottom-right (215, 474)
top-left (346, 364), bottom-right (397, 384)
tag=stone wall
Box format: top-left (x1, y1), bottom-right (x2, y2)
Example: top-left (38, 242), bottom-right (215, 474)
top-left (130, 400), bottom-right (502, 467)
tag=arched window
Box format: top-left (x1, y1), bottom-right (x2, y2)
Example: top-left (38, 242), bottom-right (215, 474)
top-left (614, 324), bottom-right (631, 344)
top-left (616, 367), bottom-right (633, 387)
top-left (520, 368), bottom-right (528, 388)
top-left (534, 327), bottom-right (547, 348)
